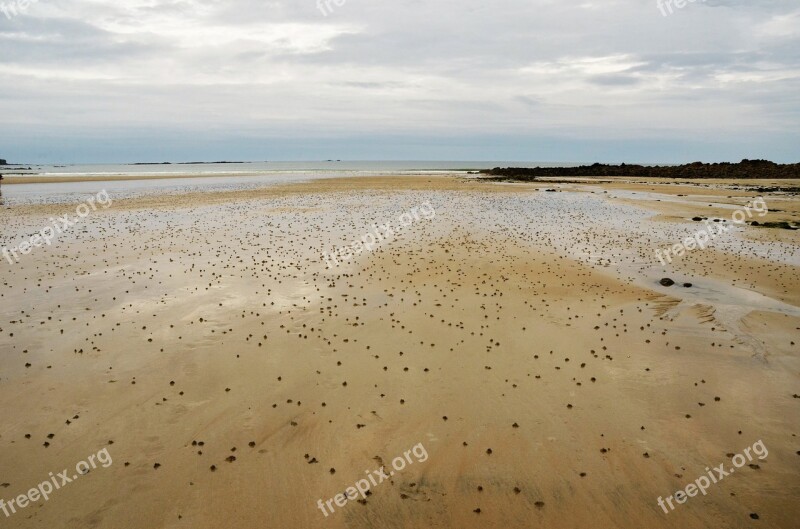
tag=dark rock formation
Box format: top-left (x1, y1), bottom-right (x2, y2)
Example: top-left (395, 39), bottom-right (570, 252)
top-left (754, 221), bottom-right (798, 230)
top-left (480, 160), bottom-right (800, 180)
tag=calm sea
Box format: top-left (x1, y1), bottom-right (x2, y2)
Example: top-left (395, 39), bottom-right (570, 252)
top-left (1, 160), bottom-right (577, 177)
top-left (0, 161), bottom-right (575, 205)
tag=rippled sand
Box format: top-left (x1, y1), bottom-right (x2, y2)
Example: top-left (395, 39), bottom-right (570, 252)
top-left (0, 175), bottom-right (798, 528)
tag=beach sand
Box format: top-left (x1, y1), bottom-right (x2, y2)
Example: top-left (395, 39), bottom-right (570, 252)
top-left (0, 175), bottom-right (798, 528)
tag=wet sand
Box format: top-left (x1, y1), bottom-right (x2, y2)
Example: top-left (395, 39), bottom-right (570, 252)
top-left (0, 175), bottom-right (798, 528)
top-left (2, 173), bottom-right (242, 184)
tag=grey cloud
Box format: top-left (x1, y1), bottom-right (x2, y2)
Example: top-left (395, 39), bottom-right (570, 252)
top-left (0, 0), bottom-right (797, 161)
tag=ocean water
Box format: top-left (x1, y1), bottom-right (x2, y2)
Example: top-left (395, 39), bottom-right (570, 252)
top-left (1, 160), bottom-right (575, 177)
top-left (0, 161), bottom-right (575, 206)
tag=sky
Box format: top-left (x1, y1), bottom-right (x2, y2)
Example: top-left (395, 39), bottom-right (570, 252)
top-left (0, 0), bottom-right (798, 164)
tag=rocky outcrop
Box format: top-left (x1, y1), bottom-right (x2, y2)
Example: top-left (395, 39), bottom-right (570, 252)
top-left (481, 160), bottom-right (800, 180)
top-left (0, 159), bottom-right (6, 165)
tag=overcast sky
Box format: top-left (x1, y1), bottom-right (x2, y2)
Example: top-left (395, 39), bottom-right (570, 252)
top-left (1, 0), bottom-right (798, 163)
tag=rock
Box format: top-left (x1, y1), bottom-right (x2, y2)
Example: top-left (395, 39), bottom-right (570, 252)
top-left (480, 159), bottom-right (800, 180)
top-left (659, 278), bottom-right (675, 287)
top-left (756, 221), bottom-right (797, 230)
top-left (692, 217), bottom-right (703, 221)
top-left (683, 283), bottom-right (692, 288)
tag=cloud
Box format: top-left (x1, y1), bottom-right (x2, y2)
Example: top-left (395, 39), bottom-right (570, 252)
top-left (0, 0), bottom-right (797, 162)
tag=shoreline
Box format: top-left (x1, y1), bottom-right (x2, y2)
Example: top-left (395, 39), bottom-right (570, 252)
top-left (3, 172), bottom-right (800, 186)
top-left (0, 171), bottom-right (464, 185)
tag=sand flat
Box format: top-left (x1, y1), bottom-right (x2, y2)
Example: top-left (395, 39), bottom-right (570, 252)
top-left (0, 175), bottom-right (798, 528)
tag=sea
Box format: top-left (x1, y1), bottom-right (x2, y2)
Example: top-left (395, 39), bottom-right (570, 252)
top-left (0, 161), bottom-right (574, 206)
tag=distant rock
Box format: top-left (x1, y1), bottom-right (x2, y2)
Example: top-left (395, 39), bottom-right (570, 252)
top-left (755, 221), bottom-right (797, 230)
top-left (0, 159), bottom-right (6, 165)
top-left (659, 278), bottom-right (675, 287)
top-left (480, 159), bottom-right (800, 180)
